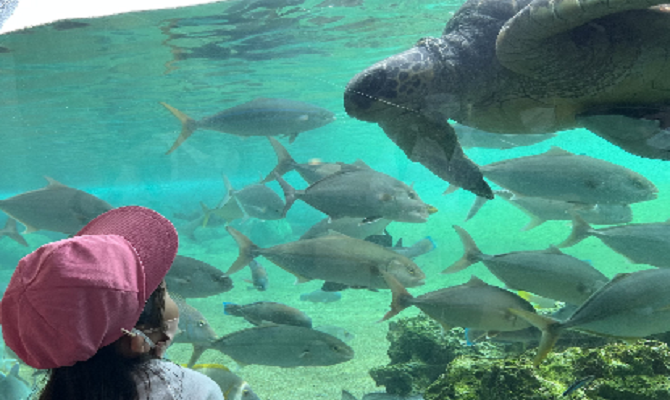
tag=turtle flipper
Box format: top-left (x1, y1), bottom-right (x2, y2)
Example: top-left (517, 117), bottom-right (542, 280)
top-left (378, 112), bottom-right (493, 198)
top-left (496, 0), bottom-right (669, 84)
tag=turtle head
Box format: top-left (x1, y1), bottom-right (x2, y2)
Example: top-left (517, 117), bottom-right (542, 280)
top-left (344, 37), bottom-right (450, 123)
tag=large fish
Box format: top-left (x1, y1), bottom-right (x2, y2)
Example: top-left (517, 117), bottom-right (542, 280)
top-left (205, 324), bottom-right (354, 367)
top-left (480, 147), bottom-right (658, 204)
top-left (161, 98), bottom-right (335, 154)
top-left (444, 226), bottom-right (608, 305)
top-left (299, 217), bottom-right (391, 240)
top-left (276, 169), bottom-right (437, 223)
top-left (0, 177), bottom-right (113, 235)
top-left (467, 190), bottom-right (633, 230)
top-left (510, 268), bottom-right (670, 366)
top-left (558, 215), bottom-right (670, 268)
top-left (225, 227), bottom-right (425, 290)
top-left (381, 273), bottom-right (536, 334)
top-left (165, 255), bottom-right (233, 298)
top-left (223, 301), bottom-right (312, 328)
top-left (171, 295), bottom-right (218, 368)
top-left (191, 364), bottom-right (261, 400)
top-left (262, 136), bottom-right (370, 184)
top-left (222, 174), bottom-right (284, 221)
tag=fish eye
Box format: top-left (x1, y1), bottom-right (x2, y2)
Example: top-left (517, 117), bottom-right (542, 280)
top-left (198, 320), bottom-right (205, 327)
top-left (408, 192), bottom-right (417, 200)
top-left (407, 267), bottom-right (415, 275)
top-left (332, 345), bottom-right (340, 351)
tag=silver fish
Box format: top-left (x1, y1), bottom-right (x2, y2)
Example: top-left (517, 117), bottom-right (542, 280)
top-left (299, 217), bottom-right (391, 240)
top-left (191, 364), bottom-right (261, 400)
top-left (0, 177), bottom-right (113, 235)
top-left (222, 174), bottom-right (284, 221)
top-left (276, 169), bottom-right (437, 223)
top-left (382, 273), bottom-right (535, 334)
top-left (511, 268), bottom-right (670, 366)
top-left (0, 218), bottom-right (27, 247)
top-left (225, 227), bottom-right (425, 290)
top-left (161, 98), bottom-right (335, 154)
top-left (466, 190), bottom-right (633, 230)
top-left (445, 226), bottom-right (608, 305)
top-left (480, 147), bottom-right (658, 204)
top-left (455, 124), bottom-right (556, 149)
top-left (208, 324), bottom-right (354, 367)
top-left (246, 260), bottom-right (268, 291)
top-left (171, 294), bottom-right (217, 368)
top-left (559, 215), bottom-right (670, 268)
top-left (223, 301), bottom-right (312, 328)
top-left (262, 136), bottom-right (370, 184)
top-left (166, 255), bottom-right (233, 298)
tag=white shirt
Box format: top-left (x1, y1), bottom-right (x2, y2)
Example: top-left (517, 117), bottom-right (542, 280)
top-left (134, 359), bottom-right (225, 400)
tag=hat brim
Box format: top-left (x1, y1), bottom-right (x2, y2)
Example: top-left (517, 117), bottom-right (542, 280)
top-left (75, 206), bottom-right (178, 300)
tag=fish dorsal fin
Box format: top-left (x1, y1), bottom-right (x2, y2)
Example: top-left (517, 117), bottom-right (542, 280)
top-left (543, 146), bottom-right (572, 156)
top-left (465, 275), bottom-right (487, 287)
top-left (443, 184), bottom-right (459, 195)
top-left (394, 238), bottom-right (403, 248)
top-left (44, 176), bottom-right (67, 188)
top-left (543, 246), bottom-right (564, 255)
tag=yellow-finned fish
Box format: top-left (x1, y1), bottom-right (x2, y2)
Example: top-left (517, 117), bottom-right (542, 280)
top-left (190, 364), bottom-right (261, 400)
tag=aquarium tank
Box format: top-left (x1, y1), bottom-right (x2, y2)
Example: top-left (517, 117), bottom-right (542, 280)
top-left (1, 0), bottom-right (670, 399)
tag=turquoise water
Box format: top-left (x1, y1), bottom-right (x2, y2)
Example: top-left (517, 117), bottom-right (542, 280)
top-left (1, 0), bottom-right (669, 399)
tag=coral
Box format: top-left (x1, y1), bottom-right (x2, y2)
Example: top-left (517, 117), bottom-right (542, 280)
top-left (424, 340), bottom-right (670, 400)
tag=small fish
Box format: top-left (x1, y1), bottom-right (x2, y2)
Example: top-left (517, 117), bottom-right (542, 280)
top-left (444, 226), bottom-right (608, 306)
top-left (0, 177), bottom-right (113, 235)
top-left (563, 375), bottom-right (596, 397)
top-left (510, 268), bottom-right (670, 366)
top-left (161, 98), bottom-right (335, 154)
top-left (0, 218), bottom-right (27, 247)
top-left (276, 169), bottom-right (437, 223)
top-left (455, 124), bottom-right (556, 149)
top-left (315, 325), bottom-right (355, 343)
top-left (263, 136), bottom-right (370, 184)
top-left (558, 214), bottom-right (670, 268)
top-left (223, 301), bottom-right (312, 328)
top-left (222, 174), bottom-right (285, 221)
top-left (191, 364), bottom-right (260, 400)
top-left (165, 255), bottom-right (233, 298)
top-left (390, 237), bottom-right (436, 260)
top-left (480, 147), bottom-right (658, 204)
top-left (245, 260), bottom-right (268, 291)
top-left (225, 227), bottom-right (426, 290)
top-left (171, 294), bottom-right (218, 367)
top-left (300, 289), bottom-right (342, 303)
top-left (204, 325), bottom-right (354, 367)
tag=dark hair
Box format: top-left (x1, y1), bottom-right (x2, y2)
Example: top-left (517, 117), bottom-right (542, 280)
top-left (37, 284), bottom-right (167, 400)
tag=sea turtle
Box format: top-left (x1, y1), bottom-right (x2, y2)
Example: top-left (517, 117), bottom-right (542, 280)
top-left (344, 0), bottom-right (670, 192)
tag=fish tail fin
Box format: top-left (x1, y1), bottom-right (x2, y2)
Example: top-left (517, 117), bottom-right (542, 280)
top-left (0, 218), bottom-right (28, 247)
top-left (441, 225), bottom-right (483, 274)
top-left (275, 173), bottom-right (296, 218)
top-left (261, 137), bottom-right (297, 183)
top-left (221, 173), bottom-right (235, 199)
top-left (507, 308), bottom-right (562, 367)
top-left (161, 102), bottom-right (197, 155)
top-left (225, 226), bottom-right (259, 275)
top-left (200, 202), bottom-right (212, 227)
top-left (557, 213), bottom-right (592, 248)
top-left (379, 271), bottom-right (413, 321)
top-left (465, 195), bottom-right (489, 221)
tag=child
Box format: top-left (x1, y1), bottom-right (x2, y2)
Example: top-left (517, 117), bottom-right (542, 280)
top-left (0, 206), bottom-right (224, 399)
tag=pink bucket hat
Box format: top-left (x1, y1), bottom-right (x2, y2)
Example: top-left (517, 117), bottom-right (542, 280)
top-left (0, 206), bottom-right (178, 369)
